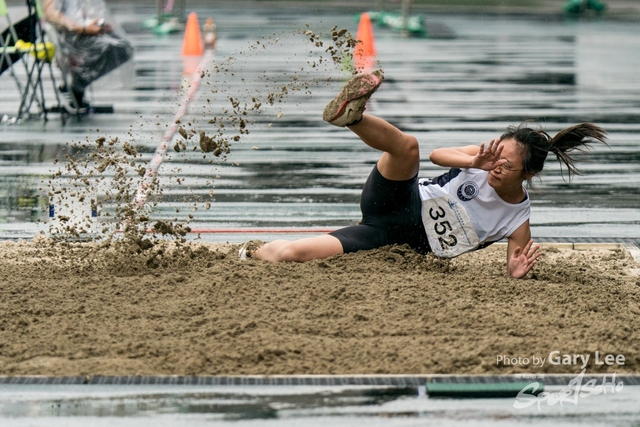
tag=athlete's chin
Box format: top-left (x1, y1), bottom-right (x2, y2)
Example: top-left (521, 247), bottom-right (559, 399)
top-left (488, 173), bottom-right (501, 188)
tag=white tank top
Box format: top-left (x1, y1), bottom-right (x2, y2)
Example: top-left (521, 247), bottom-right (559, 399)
top-left (418, 168), bottom-right (530, 258)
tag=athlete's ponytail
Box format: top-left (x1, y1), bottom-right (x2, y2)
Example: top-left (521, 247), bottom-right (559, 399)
top-left (501, 121), bottom-right (608, 181)
top-left (547, 124), bottom-right (608, 180)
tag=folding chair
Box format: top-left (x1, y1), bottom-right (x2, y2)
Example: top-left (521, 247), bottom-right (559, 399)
top-left (0, 0), bottom-right (31, 105)
top-left (1, 1), bottom-right (18, 87)
top-left (0, 0), bottom-right (64, 122)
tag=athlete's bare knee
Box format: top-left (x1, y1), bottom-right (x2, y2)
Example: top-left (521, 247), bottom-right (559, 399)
top-left (403, 134), bottom-right (420, 156)
top-left (278, 243), bottom-right (305, 262)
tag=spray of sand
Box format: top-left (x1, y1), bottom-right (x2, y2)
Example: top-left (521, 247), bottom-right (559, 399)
top-left (44, 25), bottom-right (365, 254)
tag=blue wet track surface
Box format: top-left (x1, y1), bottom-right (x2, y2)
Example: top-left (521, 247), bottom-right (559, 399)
top-left (0, 4), bottom-right (639, 242)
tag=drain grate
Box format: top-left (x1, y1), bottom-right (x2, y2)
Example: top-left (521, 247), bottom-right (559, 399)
top-left (1, 374), bottom-right (637, 387)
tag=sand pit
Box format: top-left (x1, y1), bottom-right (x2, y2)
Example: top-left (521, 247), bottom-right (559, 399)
top-left (1, 236), bottom-right (638, 377)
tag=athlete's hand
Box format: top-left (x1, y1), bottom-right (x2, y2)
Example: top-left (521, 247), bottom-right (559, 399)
top-left (470, 138), bottom-right (507, 171)
top-left (508, 239), bottom-right (542, 279)
top-left (83, 19), bottom-right (106, 36)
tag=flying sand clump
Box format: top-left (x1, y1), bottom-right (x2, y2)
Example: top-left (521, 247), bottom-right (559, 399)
top-left (45, 24), bottom-right (366, 250)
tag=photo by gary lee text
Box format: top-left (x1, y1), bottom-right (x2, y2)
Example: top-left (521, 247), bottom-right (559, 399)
top-left (496, 351), bottom-right (625, 370)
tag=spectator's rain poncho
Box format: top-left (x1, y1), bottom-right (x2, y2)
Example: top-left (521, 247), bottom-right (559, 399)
top-left (43, 0), bottom-right (133, 92)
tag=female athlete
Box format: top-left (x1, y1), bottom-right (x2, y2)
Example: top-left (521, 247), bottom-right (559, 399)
top-left (244, 70), bottom-right (608, 279)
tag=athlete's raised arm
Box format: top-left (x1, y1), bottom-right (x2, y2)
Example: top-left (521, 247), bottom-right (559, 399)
top-left (506, 221), bottom-right (542, 279)
top-left (429, 138), bottom-right (508, 171)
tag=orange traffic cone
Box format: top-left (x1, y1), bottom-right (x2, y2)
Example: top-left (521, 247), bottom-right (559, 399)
top-left (182, 12), bottom-right (204, 57)
top-left (354, 12), bottom-right (376, 72)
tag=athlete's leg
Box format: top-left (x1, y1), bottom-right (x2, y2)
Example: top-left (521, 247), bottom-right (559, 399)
top-left (348, 114), bottom-right (420, 181)
top-left (253, 72), bottom-right (420, 263)
top-left (252, 234), bottom-right (344, 263)
top-left (322, 70), bottom-right (419, 181)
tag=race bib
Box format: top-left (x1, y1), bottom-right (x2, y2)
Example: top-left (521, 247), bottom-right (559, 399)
top-left (421, 195), bottom-right (480, 258)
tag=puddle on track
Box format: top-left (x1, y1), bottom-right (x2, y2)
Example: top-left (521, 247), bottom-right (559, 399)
top-left (1, 384), bottom-right (639, 426)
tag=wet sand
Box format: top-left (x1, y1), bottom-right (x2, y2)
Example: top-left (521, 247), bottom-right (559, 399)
top-left (1, 237), bottom-right (638, 376)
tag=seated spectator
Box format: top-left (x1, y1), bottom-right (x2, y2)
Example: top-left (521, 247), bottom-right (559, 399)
top-left (43, 0), bottom-right (133, 113)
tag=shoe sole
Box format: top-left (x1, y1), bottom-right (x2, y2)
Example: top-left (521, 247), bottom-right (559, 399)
top-left (62, 106), bottom-right (88, 115)
top-left (322, 70), bottom-right (384, 127)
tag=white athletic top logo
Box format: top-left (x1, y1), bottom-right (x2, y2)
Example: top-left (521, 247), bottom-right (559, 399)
top-left (457, 181), bottom-right (479, 201)
top-left (419, 168), bottom-right (530, 258)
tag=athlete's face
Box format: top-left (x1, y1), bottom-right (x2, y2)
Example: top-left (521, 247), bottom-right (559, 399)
top-left (487, 138), bottom-right (528, 193)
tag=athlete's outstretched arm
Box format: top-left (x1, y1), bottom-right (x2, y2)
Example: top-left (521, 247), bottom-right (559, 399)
top-left (429, 138), bottom-right (507, 170)
top-left (506, 221), bottom-right (542, 279)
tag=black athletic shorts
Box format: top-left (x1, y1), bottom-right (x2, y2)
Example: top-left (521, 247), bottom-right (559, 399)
top-left (329, 164), bottom-right (431, 254)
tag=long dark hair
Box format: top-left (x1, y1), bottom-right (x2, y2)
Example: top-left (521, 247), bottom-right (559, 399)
top-left (501, 121), bottom-right (608, 181)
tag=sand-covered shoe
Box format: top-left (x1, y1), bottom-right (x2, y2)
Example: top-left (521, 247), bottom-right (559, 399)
top-left (322, 69), bottom-right (384, 127)
top-left (238, 239), bottom-right (265, 260)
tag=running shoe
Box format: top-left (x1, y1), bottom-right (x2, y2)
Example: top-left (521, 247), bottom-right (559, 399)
top-left (238, 240), bottom-right (265, 260)
top-left (322, 69), bottom-right (384, 127)
top-left (58, 86), bottom-right (87, 115)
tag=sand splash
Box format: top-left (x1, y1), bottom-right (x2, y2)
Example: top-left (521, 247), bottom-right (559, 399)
top-left (45, 24), bottom-right (365, 247)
